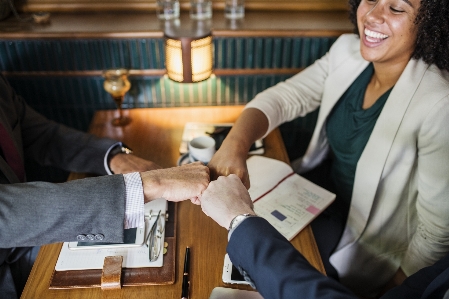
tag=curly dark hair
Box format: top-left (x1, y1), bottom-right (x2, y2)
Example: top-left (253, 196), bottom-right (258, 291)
top-left (348, 0), bottom-right (449, 72)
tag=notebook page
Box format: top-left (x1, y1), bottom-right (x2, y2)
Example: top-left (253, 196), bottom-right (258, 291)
top-left (247, 156), bottom-right (294, 201)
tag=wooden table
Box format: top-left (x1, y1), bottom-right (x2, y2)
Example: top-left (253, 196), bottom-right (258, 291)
top-left (21, 106), bottom-right (324, 299)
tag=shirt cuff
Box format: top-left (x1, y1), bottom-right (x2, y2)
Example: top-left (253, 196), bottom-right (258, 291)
top-left (104, 142), bottom-right (122, 175)
top-left (123, 172), bottom-right (145, 229)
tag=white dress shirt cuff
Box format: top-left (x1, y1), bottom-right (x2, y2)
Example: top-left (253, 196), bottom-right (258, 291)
top-left (123, 172), bottom-right (145, 229)
top-left (104, 142), bottom-right (122, 175)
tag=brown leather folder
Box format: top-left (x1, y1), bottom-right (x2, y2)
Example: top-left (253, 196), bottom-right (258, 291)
top-left (49, 202), bottom-right (177, 289)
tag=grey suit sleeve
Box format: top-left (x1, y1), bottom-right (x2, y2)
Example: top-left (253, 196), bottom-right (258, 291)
top-left (0, 174), bottom-right (126, 248)
top-left (0, 76), bottom-right (128, 248)
top-left (1, 74), bottom-right (117, 175)
top-left (20, 104), bottom-right (117, 176)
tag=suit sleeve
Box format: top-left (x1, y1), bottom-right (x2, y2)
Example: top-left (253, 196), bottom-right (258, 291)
top-left (244, 34), bottom-right (358, 138)
top-left (244, 49), bottom-right (329, 137)
top-left (0, 74), bottom-right (126, 248)
top-left (1, 74), bottom-right (117, 176)
top-left (401, 95), bottom-right (449, 275)
top-left (21, 105), bottom-right (117, 175)
top-left (383, 253), bottom-right (449, 299)
top-left (227, 217), bottom-right (357, 299)
top-left (0, 174), bottom-right (126, 248)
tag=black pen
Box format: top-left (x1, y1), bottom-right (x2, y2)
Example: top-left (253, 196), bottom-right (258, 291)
top-left (181, 247), bottom-right (190, 299)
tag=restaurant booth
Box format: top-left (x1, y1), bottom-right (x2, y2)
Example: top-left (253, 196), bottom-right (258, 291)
top-left (0, 0), bottom-right (351, 182)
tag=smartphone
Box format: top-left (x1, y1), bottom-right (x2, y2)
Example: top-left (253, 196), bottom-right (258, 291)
top-left (222, 254), bottom-right (251, 285)
top-left (68, 227), bottom-right (145, 250)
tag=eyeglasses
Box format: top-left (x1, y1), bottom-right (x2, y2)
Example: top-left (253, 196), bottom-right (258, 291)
top-left (145, 210), bottom-right (166, 262)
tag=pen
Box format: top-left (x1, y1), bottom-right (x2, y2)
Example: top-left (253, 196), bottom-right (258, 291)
top-left (181, 247), bottom-right (190, 299)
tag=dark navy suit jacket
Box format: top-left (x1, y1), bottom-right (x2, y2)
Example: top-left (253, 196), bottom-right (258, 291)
top-left (227, 217), bottom-right (449, 299)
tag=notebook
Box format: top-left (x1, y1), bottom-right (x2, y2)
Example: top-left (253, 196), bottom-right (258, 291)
top-left (247, 156), bottom-right (336, 241)
top-left (49, 200), bottom-right (177, 288)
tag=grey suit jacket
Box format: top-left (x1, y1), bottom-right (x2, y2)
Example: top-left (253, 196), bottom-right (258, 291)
top-left (0, 74), bottom-right (127, 249)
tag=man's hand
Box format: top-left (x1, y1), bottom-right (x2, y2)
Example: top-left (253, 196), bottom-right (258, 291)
top-left (140, 162), bottom-right (210, 203)
top-left (110, 153), bottom-right (162, 174)
top-left (200, 174), bottom-right (255, 229)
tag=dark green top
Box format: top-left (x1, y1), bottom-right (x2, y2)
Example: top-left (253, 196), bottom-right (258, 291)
top-left (326, 63), bottom-right (392, 210)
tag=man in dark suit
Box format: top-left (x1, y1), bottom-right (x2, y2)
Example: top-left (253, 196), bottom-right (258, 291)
top-left (0, 74), bottom-right (210, 298)
top-left (199, 174), bottom-right (449, 299)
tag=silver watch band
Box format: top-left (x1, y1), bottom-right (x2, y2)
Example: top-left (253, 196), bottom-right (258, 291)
top-left (228, 213), bottom-right (257, 231)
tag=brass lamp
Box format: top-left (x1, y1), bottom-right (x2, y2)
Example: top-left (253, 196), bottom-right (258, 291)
top-left (164, 20), bottom-right (213, 83)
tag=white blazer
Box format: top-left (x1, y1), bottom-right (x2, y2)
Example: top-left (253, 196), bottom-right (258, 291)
top-left (246, 34), bottom-right (449, 297)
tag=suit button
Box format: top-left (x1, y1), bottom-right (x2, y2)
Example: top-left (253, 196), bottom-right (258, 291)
top-left (86, 234), bottom-right (95, 241)
top-left (76, 234), bottom-right (87, 241)
top-left (95, 234), bottom-right (105, 241)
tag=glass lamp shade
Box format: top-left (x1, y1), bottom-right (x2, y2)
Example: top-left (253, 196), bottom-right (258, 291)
top-left (165, 34), bottom-right (213, 83)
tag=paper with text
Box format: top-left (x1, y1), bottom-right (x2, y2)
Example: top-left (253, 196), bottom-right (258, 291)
top-left (247, 156), bottom-right (335, 241)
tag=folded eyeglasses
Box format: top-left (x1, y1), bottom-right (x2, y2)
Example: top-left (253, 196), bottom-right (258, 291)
top-left (145, 210), bottom-right (167, 262)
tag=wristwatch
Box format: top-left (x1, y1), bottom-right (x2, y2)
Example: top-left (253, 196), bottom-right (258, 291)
top-left (228, 213), bottom-right (257, 231)
top-left (107, 143), bottom-right (133, 172)
top-left (110, 144), bottom-right (133, 156)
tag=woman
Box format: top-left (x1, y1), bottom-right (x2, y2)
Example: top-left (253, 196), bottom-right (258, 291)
top-left (208, 0), bottom-right (449, 297)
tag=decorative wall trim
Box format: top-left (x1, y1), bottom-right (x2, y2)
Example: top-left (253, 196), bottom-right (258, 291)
top-left (0, 37), bottom-right (336, 72)
top-left (7, 73), bottom-right (297, 130)
top-left (0, 11), bottom-right (352, 40)
top-left (2, 70), bottom-right (167, 77)
top-left (1, 68), bottom-right (302, 77)
top-left (0, 30), bottom-right (345, 40)
top-left (17, 0), bottom-right (348, 13)
top-left (214, 30), bottom-right (348, 38)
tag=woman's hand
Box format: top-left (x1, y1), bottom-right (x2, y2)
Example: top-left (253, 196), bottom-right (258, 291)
top-left (208, 108), bottom-right (269, 190)
top-left (208, 145), bottom-right (250, 189)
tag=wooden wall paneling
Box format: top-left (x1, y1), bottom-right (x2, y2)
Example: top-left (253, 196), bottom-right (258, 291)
top-left (16, 0), bottom-right (348, 13)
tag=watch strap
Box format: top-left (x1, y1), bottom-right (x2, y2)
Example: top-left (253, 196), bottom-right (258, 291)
top-left (106, 143), bottom-right (133, 174)
top-left (228, 213), bottom-right (257, 231)
top-left (109, 144), bottom-right (133, 157)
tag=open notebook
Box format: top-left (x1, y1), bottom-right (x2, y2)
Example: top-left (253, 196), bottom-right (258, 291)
top-left (247, 156), bottom-right (336, 241)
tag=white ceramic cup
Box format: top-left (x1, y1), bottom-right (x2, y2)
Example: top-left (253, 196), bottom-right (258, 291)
top-left (188, 136), bottom-right (216, 163)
